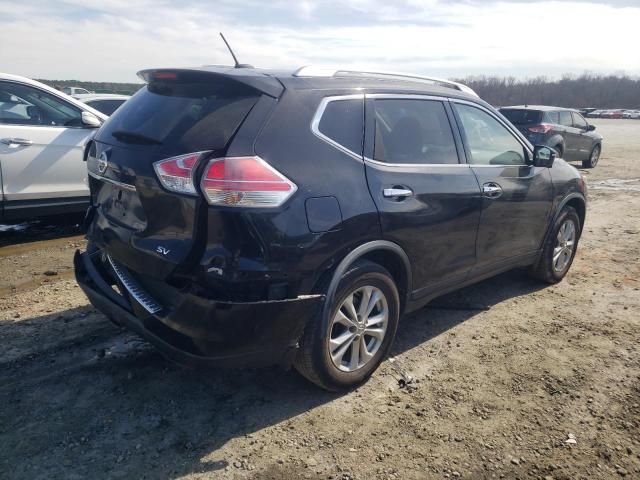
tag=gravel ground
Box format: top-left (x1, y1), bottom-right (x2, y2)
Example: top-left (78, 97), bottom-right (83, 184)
top-left (0, 119), bottom-right (639, 480)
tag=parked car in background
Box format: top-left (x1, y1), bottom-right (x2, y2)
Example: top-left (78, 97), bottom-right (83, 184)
top-left (62, 86), bottom-right (93, 96)
top-left (74, 94), bottom-right (130, 116)
top-left (0, 73), bottom-right (107, 221)
top-left (75, 66), bottom-right (587, 391)
top-left (499, 105), bottom-right (602, 168)
top-left (622, 110), bottom-right (640, 119)
top-left (586, 110), bottom-right (604, 118)
top-left (601, 109), bottom-right (625, 119)
top-left (578, 108), bottom-right (597, 116)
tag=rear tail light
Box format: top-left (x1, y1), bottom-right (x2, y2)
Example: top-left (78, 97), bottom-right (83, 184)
top-left (201, 156), bottom-right (297, 207)
top-left (153, 151), bottom-right (208, 195)
top-left (528, 124), bottom-right (553, 134)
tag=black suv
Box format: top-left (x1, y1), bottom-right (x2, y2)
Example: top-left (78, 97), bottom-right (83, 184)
top-left (499, 105), bottom-right (603, 168)
top-left (75, 67), bottom-right (587, 391)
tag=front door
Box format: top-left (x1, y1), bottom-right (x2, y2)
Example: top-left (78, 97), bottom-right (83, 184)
top-left (363, 95), bottom-right (482, 299)
top-left (451, 101), bottom-right (554, 273)
top-left (0, 81), bottom-right (93, 210)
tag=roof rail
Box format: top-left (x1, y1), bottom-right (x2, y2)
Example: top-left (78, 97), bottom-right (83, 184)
top-left (293, 66), bottom-right (479, 97)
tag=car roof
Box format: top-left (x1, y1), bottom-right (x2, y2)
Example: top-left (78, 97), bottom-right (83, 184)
top-left (137, 65), bottom-right (483, 103)
top-left (74, 94), bottom-right (130, 101)
top-left (0, 71), bottom-right (108, 120)
top-left (501, 105), bottom-right (577, 112)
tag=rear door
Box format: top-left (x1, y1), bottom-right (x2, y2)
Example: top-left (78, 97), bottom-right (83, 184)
top-left (558, 110), bottom-right (578, 159)
top-left (451, 100), bottom-right (553, 272)
top-left (88, 70), bottom-right (264, 278)
top-left (363, 94), bottom-right (482, 299)
top-left (0, 81), bottom-right (95, 209)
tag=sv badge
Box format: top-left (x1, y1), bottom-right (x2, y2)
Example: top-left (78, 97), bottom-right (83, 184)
top-left (156, 246), bottom-right (171, 256)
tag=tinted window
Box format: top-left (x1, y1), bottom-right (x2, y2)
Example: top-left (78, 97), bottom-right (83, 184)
top-left (500, 109), bottom-right (543, 125)
top-left (544, 111), bottom-right (560, 124)
top-left (373, 99), bottom-right (458, 164)
top-left (559, 111), bottom-right (573, 126)
top-left (572, 112), bottom-right (588, 129)
top-left (454, 104), bottom-right (527, 166)
top-left (0, 81), bottom-right (82, 127)
top-left (317, 99), bottom-right (363, 155)
top-left (86, 99), bottom-right (126, 116)
top-left (98, 79), bottom-right (259, 155)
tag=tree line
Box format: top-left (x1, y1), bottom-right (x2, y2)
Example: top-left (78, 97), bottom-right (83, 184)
top-left (452, 74), bottom-right (640, 109)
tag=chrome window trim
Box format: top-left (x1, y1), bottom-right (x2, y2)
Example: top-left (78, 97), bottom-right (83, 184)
top-left (364, 93), bottom-right (465, 168)
top-left (310, 94), bottom-right (365, 161)
top-left (88, 171), bottom-right (137, 192)
top-left (449, 98), bottom-right (534, 168)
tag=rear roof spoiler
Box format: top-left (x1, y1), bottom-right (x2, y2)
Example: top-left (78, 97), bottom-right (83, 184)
top-left (137, 67), bottom-right (284, 98)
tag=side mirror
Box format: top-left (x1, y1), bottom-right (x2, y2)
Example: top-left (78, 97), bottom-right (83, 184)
top-left (587, 124), bottom-right (596, 132)
top-left (81, 111), bottom-right (101, 128)
top-left (533, 145), bottom-right (556, 168)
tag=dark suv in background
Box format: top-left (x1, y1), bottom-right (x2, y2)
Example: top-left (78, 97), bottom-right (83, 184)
top-left (75, 67), bottom-right (587, 391)
top-left (499, 105), bottom-right (603, 168)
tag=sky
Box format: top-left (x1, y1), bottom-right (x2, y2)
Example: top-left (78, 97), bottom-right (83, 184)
top-left (0, 0), bottom-right (639, 83)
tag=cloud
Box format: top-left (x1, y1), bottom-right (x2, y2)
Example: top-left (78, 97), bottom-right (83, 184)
top-left (0, 0), bottom-right (638, 82)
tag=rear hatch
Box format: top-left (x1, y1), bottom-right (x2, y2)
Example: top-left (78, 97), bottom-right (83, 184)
top-left (499, 108), bottom-right (543, 133)
top-left (86, 69), bottom-right (272, 279)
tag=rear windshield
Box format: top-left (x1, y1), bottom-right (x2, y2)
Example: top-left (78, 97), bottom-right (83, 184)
top-left (500, 109), bottom-right (543, 125)
top-left (97, 78), bottom-right (259, 155)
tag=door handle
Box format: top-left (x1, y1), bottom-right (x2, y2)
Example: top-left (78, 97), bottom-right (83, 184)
top-left (482, 183), bottom-right (503, 199)
top-left (383, 187), bottom-right (413, 199)
top-left (1, 138), bottom-right (33, 146)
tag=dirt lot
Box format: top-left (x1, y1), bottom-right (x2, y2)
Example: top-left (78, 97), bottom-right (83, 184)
top-left (1, 119), bottom-right (639, 480)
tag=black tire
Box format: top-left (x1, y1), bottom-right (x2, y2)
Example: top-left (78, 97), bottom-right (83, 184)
top-left (582, 144), bottom-right (601, 168)
top-left (294, 260), bottom-right (400, 391)
top-left (530, 206), bottom-right (581, 284)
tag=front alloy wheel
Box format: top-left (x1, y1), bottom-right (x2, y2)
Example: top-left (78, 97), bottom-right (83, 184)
top-left (553, 220), bottom-right (576, 273)
top-left (583, 145), bottom-right (600, 168)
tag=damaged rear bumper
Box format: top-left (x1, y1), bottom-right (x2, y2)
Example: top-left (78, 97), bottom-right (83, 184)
top-left (74, 249), bottom-right (324, 368)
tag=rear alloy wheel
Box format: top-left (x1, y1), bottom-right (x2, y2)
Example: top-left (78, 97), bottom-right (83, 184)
top-left (329, 286), bottom-right (389, 372)
top-left (530, 206), bottom-right (581, 283)
top-left (295, 260), bottom-right (400, 391)
top-left (582, 144), bottom-right (601, 168)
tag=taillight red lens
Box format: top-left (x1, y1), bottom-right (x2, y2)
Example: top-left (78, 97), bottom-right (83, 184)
top-left (528, 124), bottom-right (553, 134)
top-left (201, 156), bottom-right (296, 207)
top-left (153, 152), bottom-right (208, 195)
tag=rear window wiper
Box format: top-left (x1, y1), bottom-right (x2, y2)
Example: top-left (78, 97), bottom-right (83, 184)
top-left (111, 130), bottom-right (162, 145)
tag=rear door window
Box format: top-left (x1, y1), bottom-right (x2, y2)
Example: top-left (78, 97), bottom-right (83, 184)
top-left (544, 111), bottom-right (560, 124)
top-left (372, 99), bottom-right (459, 165)
top-left (559, 111), bottom-right (573, 127)
top-left (97, 79), bottom-right (260, 155)
top-left (317, 98), bottom-right (363, 155)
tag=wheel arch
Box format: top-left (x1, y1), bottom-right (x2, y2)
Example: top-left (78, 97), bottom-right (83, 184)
top-left (548, 193), bottom-right (587, 242)
top-left (318, 241), bottom-right (412, 321)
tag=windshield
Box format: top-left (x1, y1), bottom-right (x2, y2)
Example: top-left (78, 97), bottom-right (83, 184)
top-left (97, 79), bottom-right (259, 155)
top-left (500, 109), bottom-right (543, 125)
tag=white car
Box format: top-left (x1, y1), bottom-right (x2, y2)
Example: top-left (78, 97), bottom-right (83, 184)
top-left (0, 73), bottom-right (107, 221)
top-left (74, 93), bottom-right (130, 116)
top-left (622, 110), bottom-right (640, 119)
top-left (62, 86), bottom-right (93, 96)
